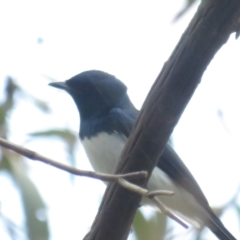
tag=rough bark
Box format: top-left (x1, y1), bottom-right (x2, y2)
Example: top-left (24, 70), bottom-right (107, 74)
top-left (84, 0), bottom-right (240, 239)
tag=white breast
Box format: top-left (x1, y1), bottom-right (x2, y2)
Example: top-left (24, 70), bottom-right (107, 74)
top-left (82, 132), bottom-right (127, 174)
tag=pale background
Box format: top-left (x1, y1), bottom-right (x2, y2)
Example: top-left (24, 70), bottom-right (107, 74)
top-left (0, 0), bottom-right (240, 239)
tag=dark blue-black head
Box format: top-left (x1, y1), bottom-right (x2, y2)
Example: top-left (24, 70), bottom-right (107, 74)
top-left (49, 70), bottom-right (130, 119)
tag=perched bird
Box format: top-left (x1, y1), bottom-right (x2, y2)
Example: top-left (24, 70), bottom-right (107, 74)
top-left (49, 70), bottom-right (236, 240)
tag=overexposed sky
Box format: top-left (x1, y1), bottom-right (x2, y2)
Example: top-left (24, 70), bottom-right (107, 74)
top-left (0, 0), bottom-right (240, 239)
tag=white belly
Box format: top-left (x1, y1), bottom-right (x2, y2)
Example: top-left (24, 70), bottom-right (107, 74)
top-left (82, 132), bottom-right (127, 174)
top-left (82, 132), bottom-right (207, 228)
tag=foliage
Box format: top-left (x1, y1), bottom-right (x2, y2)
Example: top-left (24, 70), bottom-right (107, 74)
top-left (0, 1), bottom-right (239, 239)
top-left (0, 77), bottom-right (50, 240)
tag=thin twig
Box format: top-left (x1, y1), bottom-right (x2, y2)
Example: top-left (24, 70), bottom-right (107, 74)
top-left (151, 198), bottom-right (188, 229)
top-left (0, 137), bottom-right (147, 181)
top-left (147, 190), bottom-right (175, 198)
top-left (0, 137), bottom-right (188, 229)
top-left (118, 178), bottom-right (188, 229)
top-left (118, 178), bottom-right (149, 195)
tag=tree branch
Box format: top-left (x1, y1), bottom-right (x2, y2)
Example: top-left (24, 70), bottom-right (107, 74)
top-left (0, 137), bottom-right (147, 182)
top-left (0, 137), bottom-right (187, 228)
top-left (117, 178), bottom-right (188, 229)
top-left (85, 0), bottom-right (240, 239)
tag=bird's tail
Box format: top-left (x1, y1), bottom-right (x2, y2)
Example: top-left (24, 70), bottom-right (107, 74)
top-left (207, 212), bottom-right (236, 240)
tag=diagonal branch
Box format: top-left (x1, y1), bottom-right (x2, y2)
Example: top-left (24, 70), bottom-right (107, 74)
top-left (117, 178), bottom-right (188, 229)
top-left (85, 0), bottom-right (240, 239)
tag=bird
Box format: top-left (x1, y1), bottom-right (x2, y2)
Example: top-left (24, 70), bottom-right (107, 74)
top-left (49, 70), bottom-right (236, 240)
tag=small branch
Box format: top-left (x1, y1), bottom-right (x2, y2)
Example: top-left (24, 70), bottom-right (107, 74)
top-left (0, 137), bottom-right (187, 229)
top-left (151, 198), bottom-right (188, 229)
top-left (118, 178), bottom-right (149, 195)
top-left (0, 137), bottom-right (147, 181)
top-left (0, 136), bottom-right (188, 229)
top-left (118, 178), bottom-right (188, 229)
top-left (146, 190), bottom-right (175, 198)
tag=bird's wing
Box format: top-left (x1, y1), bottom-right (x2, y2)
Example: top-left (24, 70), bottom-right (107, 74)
top-left (109, 107), bottom-right (210, 208)
top-left (108, 108), bottom-right (138, 138)
top-left (158, 144), bottom-right (210, 208)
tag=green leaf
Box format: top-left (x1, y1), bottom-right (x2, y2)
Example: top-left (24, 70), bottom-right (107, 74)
top-left (0, 105), bottom-right (7, 128)
top-left (31, 99), bottom-right (51, 113)
top-left (28, 129), bottom-right (78, 167)
top-left (1, 156), bottom-right (49, 240)
top-left (29, 129), bottom-right (76, 144)
top-left (0, 77), bottom-right (20, 127)
top-left (133, 209), bottom-right (167, 240)
top-left (234, 204), bottom-right (240, 231)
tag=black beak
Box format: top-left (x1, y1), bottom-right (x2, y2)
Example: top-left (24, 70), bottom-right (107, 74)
top-left (48, 82), bottom-right (69, 90)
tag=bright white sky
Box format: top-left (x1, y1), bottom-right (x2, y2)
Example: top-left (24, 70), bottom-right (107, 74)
top-left (0, 0), bottom-right (240, 239)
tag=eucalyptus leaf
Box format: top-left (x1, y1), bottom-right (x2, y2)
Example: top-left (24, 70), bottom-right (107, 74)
top-left (2, 156), bottom-right (49, 240)
top-left (28, 129), bottom-right (77, 167)
top-left (133, 209), bottom-right (167, 240)
top-left (32, 99), bottom-right (51, 113)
